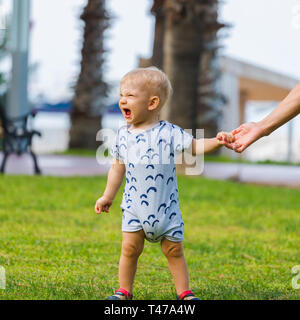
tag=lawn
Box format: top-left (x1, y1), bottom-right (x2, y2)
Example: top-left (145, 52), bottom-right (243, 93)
top-left (0, 175), bottom-right (299, 300)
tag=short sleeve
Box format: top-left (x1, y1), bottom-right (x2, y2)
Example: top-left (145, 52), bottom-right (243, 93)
top-left (109, 129), bottom-right (121, 160)
top-left (171, 124), bottom-right (193, 154)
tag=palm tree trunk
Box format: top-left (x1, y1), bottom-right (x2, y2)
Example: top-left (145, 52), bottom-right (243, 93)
top-left (150, 0), bottom-right (166, 69)
top-left (161, 0), bottom-right (202, 134)
top-left (197, 1), bottom-right (227, 138)
top-left (160, 0), bottom-right (226, 137)
top-left (69, 0), bottom-right (109, 149)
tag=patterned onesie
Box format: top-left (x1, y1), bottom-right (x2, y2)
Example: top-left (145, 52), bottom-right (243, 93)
top-left (110, 120), bottom-right (193, 243)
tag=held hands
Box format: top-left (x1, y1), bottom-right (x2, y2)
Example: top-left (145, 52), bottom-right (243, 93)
top-left (218, 122), bottom-right (265, 153)
top-left (216, 131), bottom-right (235, 145)
top-left (217, 130), bottom-right (242, 152)
top-left (94, 196), bottom-right (113, 214)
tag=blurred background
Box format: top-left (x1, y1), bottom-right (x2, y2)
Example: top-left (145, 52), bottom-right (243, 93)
top-left (2, 1), bottom-right (300, 301)
top-left (0, 0), bottom-right (300, 172)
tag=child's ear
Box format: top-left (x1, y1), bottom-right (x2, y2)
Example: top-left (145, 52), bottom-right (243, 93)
top-left (148, 96), bottom-right (160, 111)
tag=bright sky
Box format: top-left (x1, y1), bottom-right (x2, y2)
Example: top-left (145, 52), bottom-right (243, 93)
top-left (3, 0), bottom-right (300, 102)
top-left (29, 0), bottom-right (155, 102)
top-left (220, 0), bottom-right (300, 79)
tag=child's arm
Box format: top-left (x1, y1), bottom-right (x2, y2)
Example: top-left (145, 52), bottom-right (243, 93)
top-left (95, 158), bottom-right (126, 214)
top-left (191, 132), bottom-right (235, 155)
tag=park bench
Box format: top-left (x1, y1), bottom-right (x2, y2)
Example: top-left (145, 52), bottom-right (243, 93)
top-left (0, 103), bottom-right (42, 175)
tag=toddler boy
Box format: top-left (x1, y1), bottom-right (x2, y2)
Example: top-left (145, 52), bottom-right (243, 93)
top-left (95, 67), bottom-right (233, 300)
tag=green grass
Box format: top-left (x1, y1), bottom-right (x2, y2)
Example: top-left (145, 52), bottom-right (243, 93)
top-left (0, 175), bottom-right (300, 300)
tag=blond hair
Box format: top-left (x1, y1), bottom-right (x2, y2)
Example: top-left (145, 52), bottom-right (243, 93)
top-left (121, 67), bottom-right (173, 108)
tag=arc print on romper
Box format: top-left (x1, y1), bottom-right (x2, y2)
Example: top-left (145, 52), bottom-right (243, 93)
top-left (110, 120), bottom-right (193, 243)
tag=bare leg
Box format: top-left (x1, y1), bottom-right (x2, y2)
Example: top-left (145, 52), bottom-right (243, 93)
top-left (161, 238), bottom-right (189, 295)
top-left (118, 230), bottom-right (145, 295)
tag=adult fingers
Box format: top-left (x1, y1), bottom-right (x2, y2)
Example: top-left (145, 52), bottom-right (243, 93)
top-left (233, 144), bottom-right (246, 153)
top-left (231, 142), bottom-right (242, 152)
top-left (227, 134), bottom-right (235, 143)
top-left (232, 127), bottom-right (243, 135)
top-left (223, 141), bottom-right (234, 150)
top-left (238, 144), bottom-right (248, 152)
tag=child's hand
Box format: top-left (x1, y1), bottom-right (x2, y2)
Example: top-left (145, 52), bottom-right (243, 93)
top-left (217, 131), bottom-right (235, 144)
top-left (94, 196), bottom-right (113, 214)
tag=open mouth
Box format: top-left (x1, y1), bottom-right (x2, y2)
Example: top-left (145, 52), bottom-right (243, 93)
top-left (123, 108), bottom-right (131, 117)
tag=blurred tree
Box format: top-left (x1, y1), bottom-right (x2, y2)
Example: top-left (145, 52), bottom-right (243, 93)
top-left (150, 0), bottom-right (166, 69)
top-left (69, 0), bottom-right (109, 149)
top-left (153, 0), bottom-right (227, 137)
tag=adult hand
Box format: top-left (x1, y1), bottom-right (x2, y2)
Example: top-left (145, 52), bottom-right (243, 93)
top-left (222, 83), bottom-right (300, 153)
top-left (223, 122), bottom-right (265, 153)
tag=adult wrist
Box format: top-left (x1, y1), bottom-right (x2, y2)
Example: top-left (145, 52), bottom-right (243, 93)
top-left (256, 120), bottom-right (272, 137)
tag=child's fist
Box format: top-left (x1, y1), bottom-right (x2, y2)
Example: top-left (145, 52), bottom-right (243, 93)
top-left (94, 196), bottom-right (113, 214)
top-left (217, 131), bottom-right (235, 144)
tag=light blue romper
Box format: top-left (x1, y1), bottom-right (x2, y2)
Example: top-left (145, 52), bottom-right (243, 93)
top-left (110, 120), bottom-right (193, 243)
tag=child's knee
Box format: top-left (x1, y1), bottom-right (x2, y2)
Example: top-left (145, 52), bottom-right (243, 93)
top-left (162, 241), bottom-right (184, 259)
top-left (122, 240), bottom-right (144, 259)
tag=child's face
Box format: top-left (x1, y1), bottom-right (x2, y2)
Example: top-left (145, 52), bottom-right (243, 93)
top-left (119, 77), bottom-right (158, 124)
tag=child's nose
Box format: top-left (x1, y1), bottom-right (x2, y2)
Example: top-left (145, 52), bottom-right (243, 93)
top-left (119, 97), bottom-right (127, 105)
